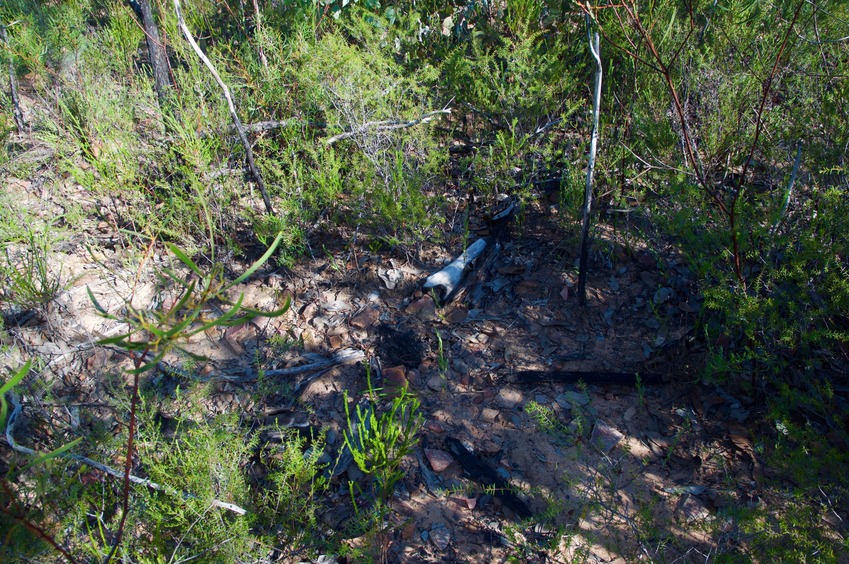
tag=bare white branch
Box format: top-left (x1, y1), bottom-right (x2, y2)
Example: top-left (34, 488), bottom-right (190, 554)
top-left (5, 392), bottom-right (247, 515)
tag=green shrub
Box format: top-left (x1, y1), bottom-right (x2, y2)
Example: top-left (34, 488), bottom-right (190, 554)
top-left (132, 407), bottom-right (259, 561)
top-left (253, 427), bottom-right (330, 557)
top-left (0, 217), bottom-right (64, 312)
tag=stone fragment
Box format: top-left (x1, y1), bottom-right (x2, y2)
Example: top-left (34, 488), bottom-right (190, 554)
top-left (639, 271), bottom-right (657, 288)
top-left (86, 349), bottom-right (109, 371)
top-left (556, 391), bottom-right (590, 410)
top-left (452, 358), bottom-right (469, 374)
top-left (349, 306), bottom-right (379, 329)
top-left (406, 295), bottom-right (436, 320)
top-left (480, 440), bottom-right (502, 456)
top-left (677, 494), bottom-right (711, 523)
top-left (446, 307), bottom-right (468, 324)
top-left (496, 387), bottom-right (522, 409)
top-left (450, 495), bottom-right (477, 510)
top-left (653, 287), bottom-right (674, 304)
top-left (678, 301), bottom-right (697, 313)
top-left (591, 421), bottom-right (625, 453)
top-left (401, 521), bottom-right (416, 540)
top-left (382, 365), bottom-right (407, 387)
top-left (424, 420), bottom-right (445, 433)
top-left (644, 317), bottom-right (661, 329)
top-left (481, 408), bottom-right (499, 423)
top-left (427, 374), bottom-right (445, 391)
top-left (425, 449), bottom-right (453, 472)
top-left (429, 524), bottom-right (451, 550)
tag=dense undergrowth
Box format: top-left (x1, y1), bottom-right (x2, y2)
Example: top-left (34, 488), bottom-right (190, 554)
top-left (0, 0), bottom-right (847, 561)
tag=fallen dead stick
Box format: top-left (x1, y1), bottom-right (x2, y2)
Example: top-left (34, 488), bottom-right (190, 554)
top-left (325, 109), bottom-right (451, 145)
top-left (260, 348), bottom-right (366, 378)
top-left (173, 0), bottom-right (274, 215)
top-left (508, 370), bottom-right (664, 386)
top-left (4, 393), bottom-right (246, 515)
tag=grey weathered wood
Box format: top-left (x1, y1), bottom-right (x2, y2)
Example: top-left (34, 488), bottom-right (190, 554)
top-left (173, 0), bottom-right (274, 215)
top-left (423, 238), bottom-right (487, 300)
top-left (578, 15), bottom-right (602, 304)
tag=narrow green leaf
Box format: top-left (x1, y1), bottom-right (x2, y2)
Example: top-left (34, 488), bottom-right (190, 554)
top-left (167, 281), bottom-right (197, 315)
top-left (0, 360), bottom-right (31, 394)
top-left (160, 267), bottom-right (194, 289)
top-left (229, 231), bottom-right (283, 288)
top-left (146, 324), bottom-right (168, 339)
top-left (222, 295), bottom-right (291, 322)
top-left (128, 359), bottom-right (162, 375)
top-left (163, 315), bottom-right (196, 339)
top-left (95, 332), bottom-right (134, 346)
top-left (167, 243), bottom-right (203, 277)
top-left (179, 348), bottom-right (208, 362)
top-left (0, 397), bottom-right (8, 434)
top-left (20, 437), bottom-right (84, 474)
top-left (660, 6), bottom-right (677, 46)
top-left (215, 314), bottom-right (254, 328)
top-left (189, 294), bottom-right (245, 335)
top-left (87, 287), bottom-right (117, 318)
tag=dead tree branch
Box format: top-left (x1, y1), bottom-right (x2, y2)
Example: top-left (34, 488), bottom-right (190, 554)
top-left (172, 0), bottom-right (274, 215)
top-left (259, 348), bottom-right (365, 378)
top-left (4, 392), bottom-right (246, 515)
top-left (324, 109), bottom-right (451, 145)
top-left (126, 0), bottom-right (173, 112)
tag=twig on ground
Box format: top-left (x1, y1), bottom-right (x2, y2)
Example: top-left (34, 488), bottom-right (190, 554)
top-left (578, 13), bottom-right (603, 304)
top-left (325, 109), bottom-right (451, 145)
top-left (4, 392), bottom-right (247, 515)
top-left (259, 348), bottom-right (366, 378)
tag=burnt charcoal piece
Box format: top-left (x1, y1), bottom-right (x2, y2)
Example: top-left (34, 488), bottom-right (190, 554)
top-left (445, 437), bottom-right (532, 519)
top-left (376, 324), bottom-right (424, 368)
top-left (510, 370), bottom-right (664, 386)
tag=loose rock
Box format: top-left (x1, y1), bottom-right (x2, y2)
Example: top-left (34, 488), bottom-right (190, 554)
top-left (430, 524), bottom-right (451, 551)
top-left (424, 448), bottom-right (453, 472)
top-left (496, 387), bottom-right (522, 409)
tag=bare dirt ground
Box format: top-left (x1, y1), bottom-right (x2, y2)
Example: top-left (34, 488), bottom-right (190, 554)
top-left (2, 137), bottom-right (771, 562)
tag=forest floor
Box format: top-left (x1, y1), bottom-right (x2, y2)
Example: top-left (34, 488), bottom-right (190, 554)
top-left (2, 131), bottom-right (793, 563)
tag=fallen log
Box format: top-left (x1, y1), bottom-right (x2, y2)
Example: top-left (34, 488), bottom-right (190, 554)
top-left (423, 238), bottom-right (488, 302)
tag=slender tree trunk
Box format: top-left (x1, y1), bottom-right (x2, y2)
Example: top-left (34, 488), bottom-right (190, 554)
top-left (0, 23), bottom-right (24, 133)
top-left (127, 0), bottom-right (172, 111)
top-left (578, 15), bottom-right (602, 304)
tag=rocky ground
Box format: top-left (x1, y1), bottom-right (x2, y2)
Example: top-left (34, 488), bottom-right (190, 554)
top-left (2, 137), bottom-right (771, 562)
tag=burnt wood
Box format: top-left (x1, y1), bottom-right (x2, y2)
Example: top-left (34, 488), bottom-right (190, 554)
top-left (445, 437), bottom-right (532, 519)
